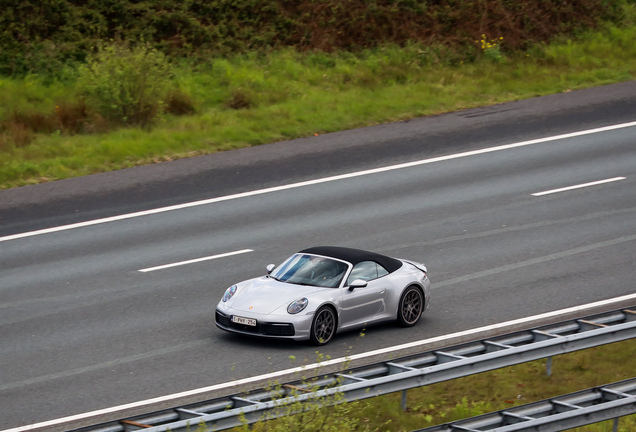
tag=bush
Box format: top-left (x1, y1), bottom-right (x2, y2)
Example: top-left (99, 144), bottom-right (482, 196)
top-left (0, 121), bottom-right (34, 149)
top-left (0, 0), bottom-right (628, 76)
top-left (54, 99), bottom-right (89, 134)
top-left (165, 89), bottom-right (196, 115)
top-left (77, 42), bottom-right (172, 128)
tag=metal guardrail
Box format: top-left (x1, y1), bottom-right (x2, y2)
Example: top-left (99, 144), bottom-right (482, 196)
top-left (413, 377), bottom-right (636, 432)
top-left (72, 307), bottom-right (636, 432)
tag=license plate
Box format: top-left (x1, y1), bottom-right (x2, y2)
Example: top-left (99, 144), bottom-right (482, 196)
top-left (232, 315), bottom-right (256, 326)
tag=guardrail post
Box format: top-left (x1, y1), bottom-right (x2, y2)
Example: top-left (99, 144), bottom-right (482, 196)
top-left (402, 390), bottom-right (408, 411)
top-left (546, 356), bottom-right (552, 376)
top-left (613, 417), bottom-right (619, 432)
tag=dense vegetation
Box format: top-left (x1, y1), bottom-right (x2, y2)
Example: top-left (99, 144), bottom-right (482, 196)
top-left (1, 1), bottom-right (635, 189)
top-left (0, 0), bottom-right (627, 76)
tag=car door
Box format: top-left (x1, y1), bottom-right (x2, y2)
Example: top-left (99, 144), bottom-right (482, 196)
top-left (339, 261), bottom-right (388, 329)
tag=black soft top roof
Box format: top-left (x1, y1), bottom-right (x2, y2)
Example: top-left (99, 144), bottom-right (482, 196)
top-left (299, 246), bottom-right (403, 273)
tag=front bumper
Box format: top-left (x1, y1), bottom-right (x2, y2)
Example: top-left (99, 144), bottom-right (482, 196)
top-left (216, 309), bottom-right (311, 340)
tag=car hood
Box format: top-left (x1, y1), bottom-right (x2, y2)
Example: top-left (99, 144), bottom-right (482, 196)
top-left (230, 277), bottom-right (325, 314)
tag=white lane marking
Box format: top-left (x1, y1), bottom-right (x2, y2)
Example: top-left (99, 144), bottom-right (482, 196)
top-left (2, 120), bottom-right (636, 244)
top-left (6, 293), bottom-right (636, 432)
top-left (532, 177), bottom-right (626, 196)
top-left (138, 249), bottom-right (254, 272)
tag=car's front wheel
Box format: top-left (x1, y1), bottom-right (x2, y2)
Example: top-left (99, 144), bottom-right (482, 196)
top-left (310, 306), bottom-right (336, 345)
top-left (397, 286), bottom-right (424, 327)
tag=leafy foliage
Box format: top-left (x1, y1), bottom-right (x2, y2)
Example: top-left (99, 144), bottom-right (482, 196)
top-left (0, 0), bottom-right (627, 76)
top-left (77, 42), bottom-right (172, 127)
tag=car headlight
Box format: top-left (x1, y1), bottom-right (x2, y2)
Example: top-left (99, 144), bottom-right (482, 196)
top-left (222, 285), bottom-right (237, 302)
top-left (287, 298), bottom-right (308, 314)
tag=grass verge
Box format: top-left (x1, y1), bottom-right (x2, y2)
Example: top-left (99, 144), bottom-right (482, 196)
top-left (227, 339), bottom-right (636, 432)
top-left (1, 20), bottom-right (636, 190)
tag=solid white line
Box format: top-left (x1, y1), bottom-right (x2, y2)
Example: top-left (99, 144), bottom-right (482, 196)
top-left (6, 293), bottom-right (636, 432)
top-left (2, 120), bottom-right (636, 244)
top-left (532, 177), bottom-right (626, 196)
top-left (138, 249), bottom-right (253, 272)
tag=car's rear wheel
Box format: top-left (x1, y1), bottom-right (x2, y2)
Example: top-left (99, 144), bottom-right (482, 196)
top-left (310, 306), bottom-right (336, 345)
top-left (397, 286), bottom-right (423, 327)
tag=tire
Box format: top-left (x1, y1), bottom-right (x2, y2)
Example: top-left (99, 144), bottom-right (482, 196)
top-left (310, 306), bottom-right (336, 346)
top-left (397, 286), bottom-right (424, 327)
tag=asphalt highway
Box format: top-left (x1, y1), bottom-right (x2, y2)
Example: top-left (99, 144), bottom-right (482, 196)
top-left (1, 81), bottom-right (635, 430)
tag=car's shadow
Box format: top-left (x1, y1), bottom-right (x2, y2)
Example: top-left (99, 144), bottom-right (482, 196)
top-left (213, 316), bottom-right (432, 353)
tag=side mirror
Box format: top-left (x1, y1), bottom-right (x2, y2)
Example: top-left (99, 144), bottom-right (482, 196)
top-left (266, 264), bottom-right (276, 274)
top-left (348, 279), bottom-right (368, 291)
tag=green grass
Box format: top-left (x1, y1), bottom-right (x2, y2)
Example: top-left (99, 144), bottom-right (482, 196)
top-left (226, 339), bottom-right (636, 432)
top-left (1, 20), bottom-right (636, 189)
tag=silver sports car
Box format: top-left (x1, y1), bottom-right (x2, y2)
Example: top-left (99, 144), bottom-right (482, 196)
top-left (215, 246), bottom-right (431, 345)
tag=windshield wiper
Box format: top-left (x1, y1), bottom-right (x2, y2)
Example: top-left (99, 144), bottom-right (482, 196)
top-left (285, 280), bottom-right (312, 286)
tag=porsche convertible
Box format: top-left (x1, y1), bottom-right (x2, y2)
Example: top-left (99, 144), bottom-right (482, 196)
top-left (215, 246), bottom-right (430, 345)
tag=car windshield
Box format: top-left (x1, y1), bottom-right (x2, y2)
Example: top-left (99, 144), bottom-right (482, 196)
top-left (270, 254), bottom-right (348, 288)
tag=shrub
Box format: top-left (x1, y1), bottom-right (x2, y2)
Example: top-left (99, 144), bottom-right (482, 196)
top-left (77, 42), bottom-right (172, 128)
top-left (54, 100), bottom-right (88, 134)
top-left (225, 89), bottom-right (254, 110)
top-left (0, 1), bottom-right (627, 76)
top-left (0, 109), bottom-right (56, 149)
top-left (9, 110), bottom-right (57, 134)
top-left (166, 89), bottom-right (196, 115)
top-left (0, 121), bottom-right (34, 149)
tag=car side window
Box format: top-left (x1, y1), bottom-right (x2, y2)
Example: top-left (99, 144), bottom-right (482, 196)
top-left (376, 263), bottom-right (389, 278)
top-left (346, 261), bottom-right (378, 286)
